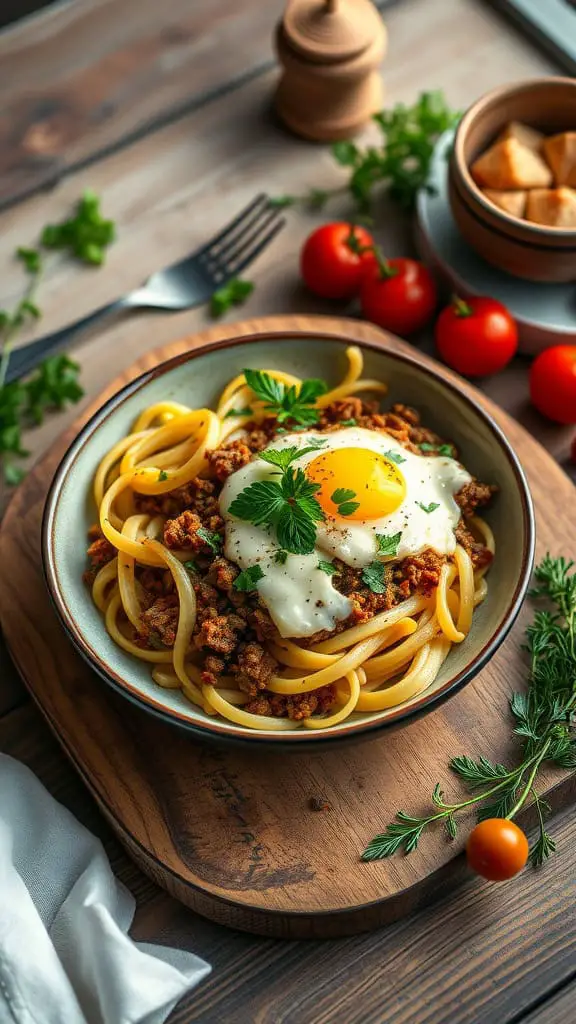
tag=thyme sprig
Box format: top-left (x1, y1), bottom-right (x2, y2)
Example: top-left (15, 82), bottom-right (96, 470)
top-left (363, 555), bottom-right (576, 867)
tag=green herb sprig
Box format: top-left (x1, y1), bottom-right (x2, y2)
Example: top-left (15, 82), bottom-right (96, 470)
top-left (271, 91), bottom-right (459, 214)
top-left (228, 445), bottom-right (325, 555)
top-left (210, 278), bottom-right (254, 318)
top-left (363, 555), bottom-right (576, 867)
top-left (243, 369), bottom-right (328, 427)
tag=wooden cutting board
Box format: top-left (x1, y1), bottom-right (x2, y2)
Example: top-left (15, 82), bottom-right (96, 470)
top-left (1, 313), bottom-right (575, 939)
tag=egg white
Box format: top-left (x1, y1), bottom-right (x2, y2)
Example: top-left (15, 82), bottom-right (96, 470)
top-left (220, 427), bottom-right (471, 638)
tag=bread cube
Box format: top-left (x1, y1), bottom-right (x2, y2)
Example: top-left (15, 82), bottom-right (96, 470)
top-left (483, 189), bottom-right (527, 218)
top-left (498, 121), bottom-right (544, 153)
top-left (471, 137), bottom-right (552, 190)
top-left (525, 187), bottom-right (576, 228)
top-left (543, 132), bottom-right (576, 187)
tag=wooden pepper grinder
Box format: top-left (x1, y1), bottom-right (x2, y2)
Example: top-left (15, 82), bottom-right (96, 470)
top-left (274, 0), bottom-right (387, 141)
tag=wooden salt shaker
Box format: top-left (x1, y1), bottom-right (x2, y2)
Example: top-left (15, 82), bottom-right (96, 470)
top-left (274, 0), bottom-right (387, 142)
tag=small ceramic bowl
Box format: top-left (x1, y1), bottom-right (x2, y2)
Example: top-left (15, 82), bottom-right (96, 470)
top-left (449, 77), bottom-right (576, 283)
top-left (42, 332), bottom-right (535, 746)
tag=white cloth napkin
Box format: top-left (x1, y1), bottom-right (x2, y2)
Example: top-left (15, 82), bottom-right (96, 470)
top-left (0, 753), bottom-right (210, 1024)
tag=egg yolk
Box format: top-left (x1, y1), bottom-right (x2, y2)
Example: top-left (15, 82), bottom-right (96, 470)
top-left (307, 447), bottom-right (406, 521)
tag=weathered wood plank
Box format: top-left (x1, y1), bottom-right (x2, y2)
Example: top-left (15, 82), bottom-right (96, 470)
top-left (522, 982), bottom-right (576, 1024)
top-left (0, 636), bottom-right (27, 717)
top-left (0, 0), bottom-right (285, 207)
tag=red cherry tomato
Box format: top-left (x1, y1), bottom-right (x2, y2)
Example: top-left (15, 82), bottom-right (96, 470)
top-left (300, 223), bottom-right (375, 300)
top-left (360, 257), bottom-right (437, 336)
top-left (435, 296), bottom-right (518, 378)
top-left (530, 345), bottom-right (576, 425)
top-left (466, 818), bottom-right (529, 882)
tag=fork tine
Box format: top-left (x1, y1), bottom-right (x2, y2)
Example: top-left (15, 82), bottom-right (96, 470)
top-left (224, 217), bottom-right (285, 278)
top-left (220, 208), bottom-right (285, 271)
top-left (195, 194), bottom-right (269, 257)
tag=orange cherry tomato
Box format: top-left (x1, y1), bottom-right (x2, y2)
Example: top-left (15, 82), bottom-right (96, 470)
top-left (300, 223), bottom-right (375, 300)
top-left (530, 345), bottom-right (576, 425)
top-left (466, 818), bottom-right (529, 881)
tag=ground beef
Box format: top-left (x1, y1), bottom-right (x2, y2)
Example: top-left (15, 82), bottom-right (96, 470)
top-left (245, 685), bottom-right (336, 719)
top-left (402, 548), bottom-right (446, 596)
top-left (455, 480), bottom-right (497, 518)
top-left (455, 520), bottom-right (494, 570)
top-left (206, 440), bottom-right (252, 481)
top-left (249, 607), bottom-right (279, 641)
top-left (206, 557), bottom-right (239, 591)
top-left (137, 595), bottom-right (179, 647)
top-left (195, 613), bottom-right (247, 656)
top-left (86, 536), bottom-right (115, 568)
top-left (235, 641), bottom-right (278, 696)
top-left (163, 510), bottom-right (224, 553)
top-left (135, 477), bottom-right (219, 518)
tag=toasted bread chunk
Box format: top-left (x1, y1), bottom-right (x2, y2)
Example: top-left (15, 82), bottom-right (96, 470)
top-left (471, 138), bottom-right (552, 190)
top-left (483, 189), bottom-right (527, 218)
top-left (543, 132), bottom-right (576, 187)
top-left (498, 121), bottom-right (544, 153)
top-left (525, 187), bottom-right (576, 228)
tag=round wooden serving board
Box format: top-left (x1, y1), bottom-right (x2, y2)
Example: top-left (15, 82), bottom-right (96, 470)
top-left (1, 314), bottom-right (575, 939)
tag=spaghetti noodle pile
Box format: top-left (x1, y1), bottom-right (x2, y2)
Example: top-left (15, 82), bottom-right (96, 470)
top-left (87, 347), bottom-right (494, 731)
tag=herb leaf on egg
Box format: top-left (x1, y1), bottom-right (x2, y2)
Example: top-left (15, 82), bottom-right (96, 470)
top-left (274, 549), bottom-right (288, 565)
top-left (362, 561), bottom-right (391, 594)
top-left (331, 487), bottom-right (360, 517)
top-left (243, 369), bottom-right (328, 426)
top-left (384, 449), bottom-right (406, 465)
top-left (258, 439), bottom-right (326, 472)
top-left (376, 531), bottom-right (402, 557)
top-left (233, 565), bottom-right (265, 592)
top-left (419, 442), bottom-right (454, 457)
top-left (317, 560), bottom-right (339, 576)
top-left (417, 501), bottom-right (440, 514)
top-left (228, 466), bottom-right (325, 556)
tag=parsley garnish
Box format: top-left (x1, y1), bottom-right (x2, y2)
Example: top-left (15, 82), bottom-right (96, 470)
top-left (419, 442), bottom-right (454, 457)
top-left (210, 279), bottom-right (254, 318)
top-left (376, 531), bottom-right (402, 557)
top-left (339, 418), bottom-right (357, 427)
top-left (269, 189), bottom-right (329, 210)
top-left (317, 560), bottom-right (338, 576)
top-left (384, 449), bottom-right (406, 465)
top-left (224, 405), bottom-right (253, 419)
top-left (363, 555), bottom-right (576, 867)
top-left (157, 470), bottom-right (168, 481)
top-left (271, 92), bottom-right (458, 214)
top-left (243, 369), bottom-right (328, 427)
top-left (183, 559), bottom-right (197, 571)
top-left (416, 501), bottom-right (440, 514)
top-left (196, 527), bottom-right (222, 553)
top-left (362, 561), bottom-right (390, 594)
top-left (41, 190), bottom-right (116, 265)
top-left (274, 549), bottom-right (288, 565)
top-left (233, 564), bottom-right (265, 592)
top-left (258, 441), bottom-right (326, 473)
top-left (228, 456), bottom-right (325, 555)
top-left (331, 488), bottom-right (360, 517)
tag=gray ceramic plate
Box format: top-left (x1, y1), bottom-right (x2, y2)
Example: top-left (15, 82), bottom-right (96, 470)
top-left (42, 332), bottom-right (535, 746)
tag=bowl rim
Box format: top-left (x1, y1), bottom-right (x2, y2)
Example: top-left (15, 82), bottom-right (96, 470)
top-left (453, 75), bottom-right (576, 240)
top-left (42, 330), bottom-right (536, 747)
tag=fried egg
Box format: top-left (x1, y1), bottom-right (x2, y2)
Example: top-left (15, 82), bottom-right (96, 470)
top-left (220, 427), bottom-right (471, 638)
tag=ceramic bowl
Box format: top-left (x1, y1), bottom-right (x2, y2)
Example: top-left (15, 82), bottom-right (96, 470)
top-left (449, 77), bottom-right (576, 283)
top-left (42, 332), bottom-right (535, 746)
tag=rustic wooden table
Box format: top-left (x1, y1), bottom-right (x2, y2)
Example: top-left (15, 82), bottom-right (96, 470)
top-left (0, 2), bottom-right (574, 1021)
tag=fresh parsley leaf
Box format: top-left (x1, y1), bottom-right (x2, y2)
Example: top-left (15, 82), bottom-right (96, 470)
top-left (376, 531), bottom-right (402, 557)
top-left (157, 470), bottom-right (168, 481)
top-left (330, 487), bottom-right (360, 517)
top-left (196, 527), bottom-right (222, 553)
top-left (258, 440), bottom-right (326, 473)
top-left (268, 195), bottom-right (296, 208)
top-left (419, 442), bottom-right (454, 457)
top-left (41, 190), bottom-right (115, 264)
top-left (228, 480), bottom-right (286, 527)
top-left (332, 140), bottom-right (360, 167)
top-left (3, 462), bottom-right (26, 486)
top-left (210, 278), bottom-right (254, 318)
top-left (274, 549), bottom-right (288, 565)
top-left (339, 418), bottom-right (357, 426)
top-left (224, 405), bottom-right (253, 419)
top-left (243, 369), bottom-right (327, 427)
top-left (233, 565), bottom-right (265, 592)
top-left (361, 561), bottom-right (390, 594)
top-left (16, 247), bottom-right (42, 274)
top-left (317, 560), bottom-right (338, 576)
top-left (416, 501), bottom-right (440, 514)
top-left (384, 449), bottom-right (406, 465)
top-left (276, 501), bottom-right (318, 555)
top-left (183, 559), bottom-right (197, 571)
top-left (331, 488), bottom-right (356, 504)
